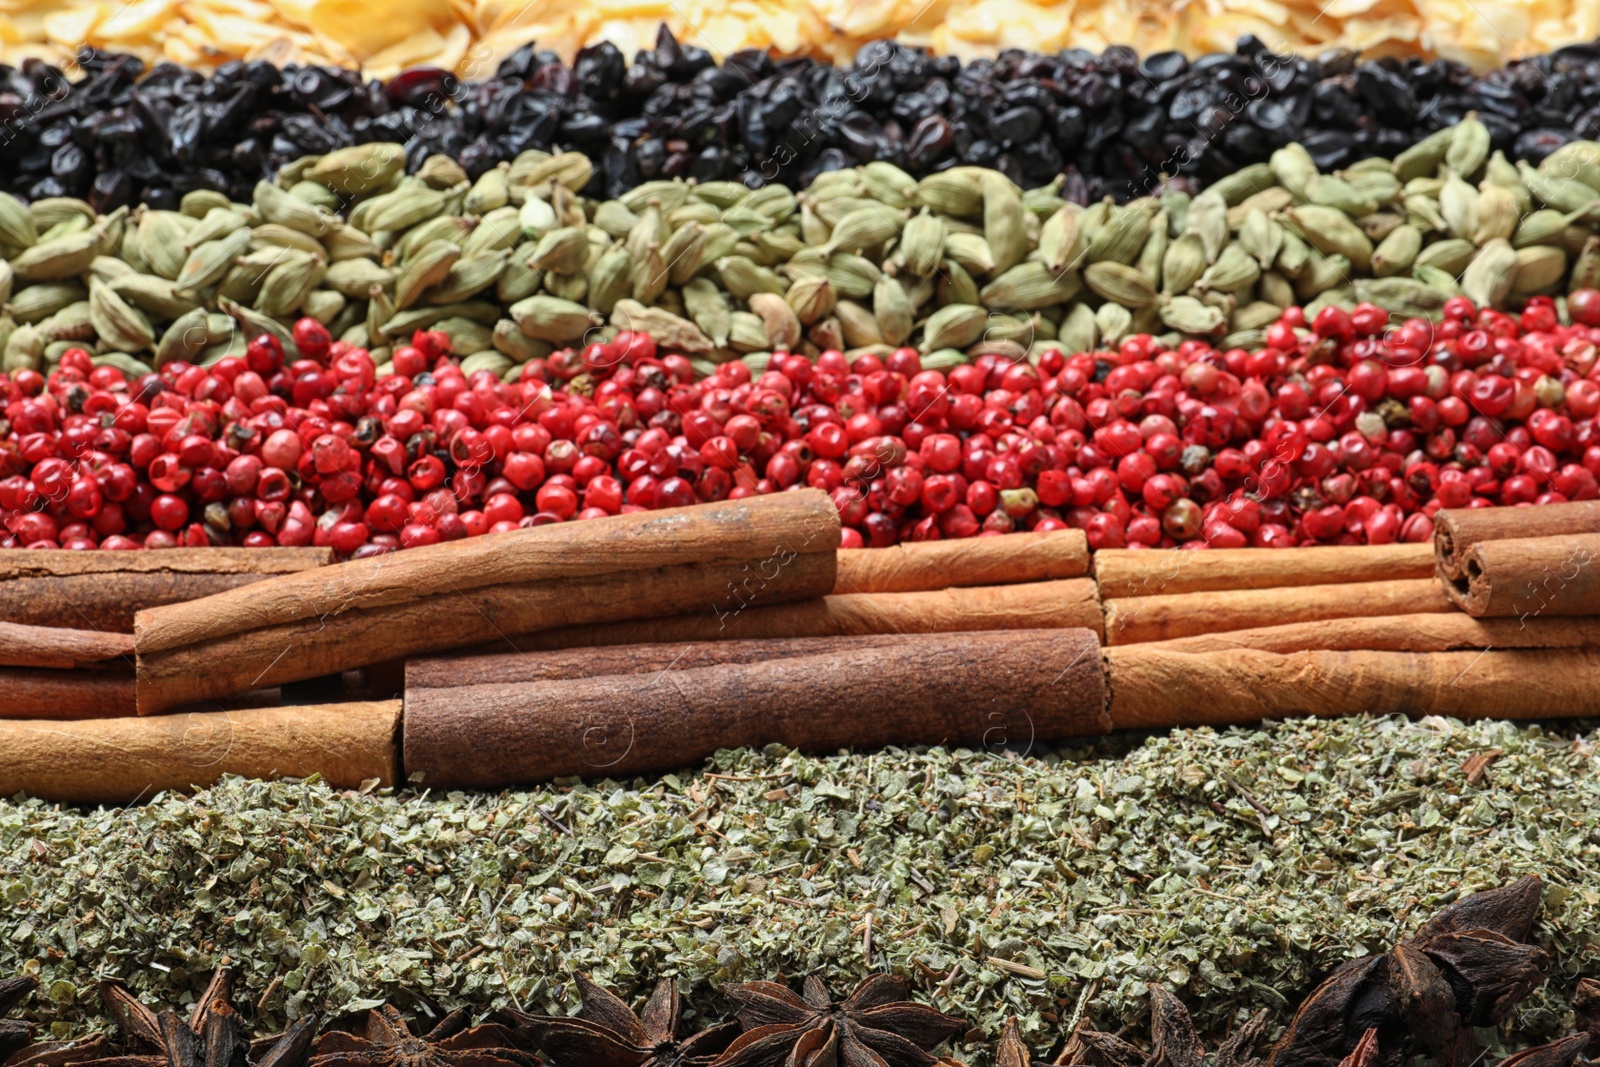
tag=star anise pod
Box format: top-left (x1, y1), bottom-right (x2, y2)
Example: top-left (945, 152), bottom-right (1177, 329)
top-left (504, 973), bottom-right (739, 1067)
top-left (714, 975), bottom-right (965, 1067)
top-left (0, 974), bottom-right (109, 1067)
top-left (1575, 978), bottom-right (1600, 1056)
top-left (1338, 1030), bottom-right (1381, 1067)
top-left (1411, 877), bottom-right (1544, 946)
top-left (68, 965), bottom-right (317, 1067)
top-left (308, 1005), bottom-right (538, 1067)
top-left (1266, 877), bottom-right (1554, 1067)
top-left (1493, 1034), bottom-right (1593, 1067)
top-left (992, 1020), bottom-right (1044, 1067)
top-left (1062, 986), bottom-right (1268, 1067)
top-left (1, 978), bottom-right (36, 1065)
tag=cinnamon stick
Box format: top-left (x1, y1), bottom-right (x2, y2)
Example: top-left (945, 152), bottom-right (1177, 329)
top-left (0, 621), bottom-right (133, 668)
top-left (1142, 613), bottom-right (1600, 653)
top-left (1093, 543), bottom-right (1434, 599)
top-left (832, 529), bottom-right (1089, 594)
top-left (0, 667), bottom-right (135, 719)
top-left (0, 547), bottom-right (332, 631)
top-left (134, 492), bottom-right (839, 714)
top-left (406, 634), bottom-right (908, 690)
top-left (1101, 578), bottom-right (1452, 645)
top-left (402, 629), bottom-right (1108, 788)
top-left (0, 701), bottom-right (401, 803)
top-left (1435, 500), bottom-right (1600, 580)
top-left (1445, 532), bottom-right (1600, 617)
top-left (457, 577), bottom-right (1103, 653)
top-left (1106, 646), bottom-right (1600, 729)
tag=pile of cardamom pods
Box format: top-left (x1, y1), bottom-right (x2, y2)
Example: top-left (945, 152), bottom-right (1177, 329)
top-left (4, 112), bottom-right (1600, 381)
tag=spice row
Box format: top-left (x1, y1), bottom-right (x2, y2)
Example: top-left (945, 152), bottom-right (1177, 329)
top-left (10, 34), bottom-right (1600, 212)
top-left (7, 117), bottom-right (1600, 555)
top-left (3, 492), bottom-right (1600, 799)
top-left (1, 877), bottom-right (1594, 1067)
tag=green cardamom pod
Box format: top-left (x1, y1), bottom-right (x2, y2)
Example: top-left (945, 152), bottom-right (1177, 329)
top-left (1439, 172), bottom-right (1479, 240)
top-left (938, 260), bottom-right (979, 307)
top-left (1283, 205), bottom-right (1373, 270)
top-left (1095, 302), bottom-right (1133, 346)
top-left (1371, 224), bottom-right (1422, 277)
top-left (1445, 113), bottom-right (1491, 178)
top-left (784, 275), bottom-right (836, 326)
top-left (252, 179), bottom-right (337, 236)
top-left (426, 251), bottom-right (509, 306)
top-left (897, 210), bottom-right (947, 279)
top-left (1184, 192), bottom-right (1229, 261)
top-left (1162, 234), bottom-right (1209, 294)
top-left (610, 299), bottom-right (715, 354)
top-left (1461, 239), bottom-right (1519, 309)
top-left (1512, 245), bottom-right (1566, 294)
top-left (88, 279), bottom-right (153, 350)
top-left (393, 242), bottom-right (460, 310)
top-left (463, 168), bottom-right (510, 215)
top-left (861, 162), bottom-right (917, 209)
top-left (1391, 126), bottom-right (1456, 182)
top-left (1414, 238), bottom-right (1477, 274)
top-left (1207, 164), bottom-right (1275, 206)
top-left (1237, 210), bottom-right (1282, 271)
top-left (748, 292), bottom-right (801, 352)
top-left (1084, 262), bottom-right (1158, 307)
top-left (982, 172), bottom-right (1027, 274)
top-left (1196, 243), bottom-right (1261, 294)
top-left (872, 272), bottom-right (915, 347)
top-left (304, 143), bottom-right (407, 196)
top-left (586, 248), bottom-right (631, 316)
top-left (1160, 296), bottom-right (1226, 336)
top-left (1056, 302), bottom-right (1097, 356)
top-left (1269, 143), bottom-right (1318, 199)
top-left (979, 262), bottom-right (1081, 311)
top-left (913, 171), bottom-right (985, 218)
top-left (919, 303), bottom-right (988, 353)
top-left (510, 295), bottom-right (601, 343)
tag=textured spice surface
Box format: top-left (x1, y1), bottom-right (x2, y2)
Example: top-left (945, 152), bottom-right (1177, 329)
top-left (0, 715), bottom-right (1596, 1057)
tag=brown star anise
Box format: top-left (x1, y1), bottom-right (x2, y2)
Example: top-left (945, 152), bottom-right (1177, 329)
top-left (1338, 1030), bottom-right (1381, 1067)
top-left (1265, 877), bottom-right (1551, 1067)
top-left (713, 975), bottom-right (966, 1067)
top-left (307, 1006), bottom-right (538, 1067)
top-left (1063, 986), bottom-right (1268, 1067)
top-left (0, 974), bottom-right (108, 1067)
top-left (1, 978), bottom-right (36, 1065)
top-left (66, 965), bottom-right (316, 1067)
top-left (504, 973), bottom-right (739, 1067)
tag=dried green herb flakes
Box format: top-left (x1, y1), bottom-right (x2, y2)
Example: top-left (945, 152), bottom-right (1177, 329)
top-left (0, 715), bottom-right (1596, 1056)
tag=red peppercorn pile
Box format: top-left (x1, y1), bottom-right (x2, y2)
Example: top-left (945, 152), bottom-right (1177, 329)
top-left (3, 294), bottom-right (1599, 557)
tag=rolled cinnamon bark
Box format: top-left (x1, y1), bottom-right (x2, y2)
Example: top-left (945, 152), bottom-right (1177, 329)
top-left (1106, 646), bottom-right (1600, 729)
top-left (0, 621), bottom-right (133, 668)
top-left (1101, 578), bottom-right (1452, 645)
top-left (458, 577), bottom-right (1103, 653)
top-left (0, 667), bottom-right (135, 719)
top-left (1445, 532), bottom-right (1600, 617)
top-left (135, 492), bottom-right (839, 714)
top-left (1142, 612), bottom-right (1600, 653)
top-left (832, 529), bottom-right (1089, 594)
top-left (0, 701), bottom-right (401, 804)
top-left (407, 634), bottom-right (908, 690)
top-left (403, 629), bottom-right (1108, 788)
top-left (0, 547), bottom-right (333, 631)
top-left (1435, 501), bottom-right (1600, 580)
top-left (1093, 543), bottom-right (1434, 599)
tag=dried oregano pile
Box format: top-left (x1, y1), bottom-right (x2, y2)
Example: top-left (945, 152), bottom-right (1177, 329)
top-left (0, 716), bottom-right (1597, 1056)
